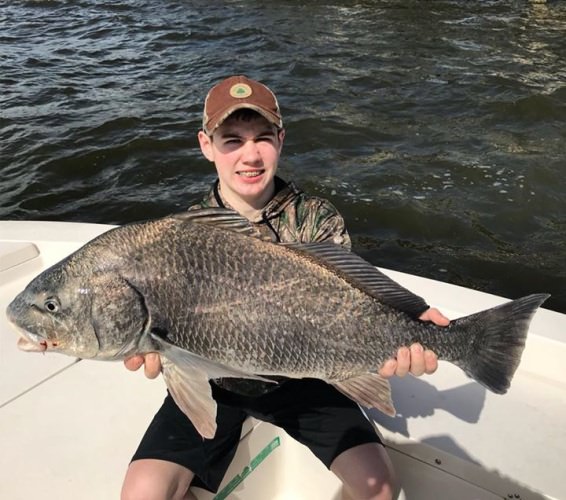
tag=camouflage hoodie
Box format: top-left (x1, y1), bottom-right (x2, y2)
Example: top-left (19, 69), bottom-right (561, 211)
top-left (190, 176), bottom-right (351, 249)
top-left (190, 176), bottom-right (351, 396)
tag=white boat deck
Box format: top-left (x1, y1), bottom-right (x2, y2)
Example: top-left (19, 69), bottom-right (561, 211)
top-left (1, 220), bottom-right (565, 500)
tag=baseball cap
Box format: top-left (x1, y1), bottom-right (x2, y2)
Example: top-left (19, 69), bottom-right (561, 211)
top-left (202, 75), bottom-right (283, 135)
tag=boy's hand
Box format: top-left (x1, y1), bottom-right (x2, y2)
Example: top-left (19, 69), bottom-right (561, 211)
top-left (124, 353), bottom-right (162, 379)
top-left (379, 307), bottom-right (450, 378)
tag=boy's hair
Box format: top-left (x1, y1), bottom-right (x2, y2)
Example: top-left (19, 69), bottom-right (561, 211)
top-left (224, 108), bottom-right (266, 124)
top-left (208, 109), bottom-right (282, 142)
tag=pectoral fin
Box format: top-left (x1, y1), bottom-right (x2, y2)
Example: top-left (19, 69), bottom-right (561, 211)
top-left (333, 373), bottom-right (396, 417)
top-left (152, 334), bottom-right (275, 439)
top-left (161, 357), bottom-right (218, 439)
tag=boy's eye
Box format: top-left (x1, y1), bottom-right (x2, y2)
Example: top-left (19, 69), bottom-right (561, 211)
top-left (257, 135), bottom-right (275, 142)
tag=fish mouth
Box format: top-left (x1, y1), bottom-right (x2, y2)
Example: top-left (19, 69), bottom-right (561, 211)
top-left (8, 320), bottom-right (52, 353)
top-left (17, 336), bottom-right (48, 353)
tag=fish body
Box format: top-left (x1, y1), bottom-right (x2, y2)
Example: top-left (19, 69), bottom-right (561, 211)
top-left (6, 209), bottom-right (549, 438)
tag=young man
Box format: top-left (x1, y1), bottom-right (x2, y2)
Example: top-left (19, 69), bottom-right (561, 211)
top-left (121, 75), bottom-right (449, 500)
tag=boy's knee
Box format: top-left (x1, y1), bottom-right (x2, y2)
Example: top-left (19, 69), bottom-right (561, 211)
top-left (121, 477), bottom-right (159, 500)
top-left (342, 475), bottom-right (396, 500)
top-left (331, 443), bottom-right (397, 500)
top-left (121, 475), bottom-right (170, 500)
top-left (121, 460), bottom-right (193, 500)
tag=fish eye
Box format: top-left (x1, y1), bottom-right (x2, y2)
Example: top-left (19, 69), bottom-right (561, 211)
top-left (44, 298), bottom-right (60, 313)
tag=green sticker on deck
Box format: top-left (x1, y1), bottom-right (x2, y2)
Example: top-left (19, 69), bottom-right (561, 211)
top-left (213, 436), bottom-right (281, 500)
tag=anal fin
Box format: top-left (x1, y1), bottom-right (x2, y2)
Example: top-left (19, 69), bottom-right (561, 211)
top-left (333, 373), bottom-right (396, 417)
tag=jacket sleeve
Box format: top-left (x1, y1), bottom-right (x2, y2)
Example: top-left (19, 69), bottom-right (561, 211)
top-left (299, 197), bottom-right (352, 250)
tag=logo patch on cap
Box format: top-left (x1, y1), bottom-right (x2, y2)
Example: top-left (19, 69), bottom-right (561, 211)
top-left (230, 83), bottom-right (252, 99)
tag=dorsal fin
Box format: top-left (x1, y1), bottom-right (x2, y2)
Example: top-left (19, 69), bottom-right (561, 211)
top-left (171, 208), bottom-right (259, 237)
top-left (285, 242), bottom-right (429, 319)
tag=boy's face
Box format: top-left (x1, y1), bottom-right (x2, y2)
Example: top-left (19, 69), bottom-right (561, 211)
top-left (198, 114), bottom-right (285, 206)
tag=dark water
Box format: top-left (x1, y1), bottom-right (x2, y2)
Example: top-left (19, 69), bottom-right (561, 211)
top-left (1, 0), bottom-right (565, 313)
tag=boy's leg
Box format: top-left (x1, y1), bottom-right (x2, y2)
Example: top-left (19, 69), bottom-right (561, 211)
top-left (121, 459), bottom-right (195, 500)
top-left (254, 378), bottom-right (395, 500)
top-left (330, 442), bottom-right (396, 500)
top-left (121, 392), bottom-right (247, 499)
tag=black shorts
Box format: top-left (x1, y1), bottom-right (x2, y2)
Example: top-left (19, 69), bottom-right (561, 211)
top-left (131, 378), bottom-right (382, 493)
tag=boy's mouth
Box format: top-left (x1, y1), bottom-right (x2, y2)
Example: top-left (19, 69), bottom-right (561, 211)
top-left (237, 169), bottom-right (264, 178)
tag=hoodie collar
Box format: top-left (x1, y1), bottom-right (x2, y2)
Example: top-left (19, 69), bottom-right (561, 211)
top-left (207, 176), bottom-right (301, 222)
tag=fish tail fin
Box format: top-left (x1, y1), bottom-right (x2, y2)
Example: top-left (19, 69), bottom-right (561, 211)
top-left (453, 293), bottom-right (549, 394)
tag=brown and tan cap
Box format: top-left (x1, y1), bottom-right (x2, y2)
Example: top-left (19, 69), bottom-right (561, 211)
top-left (202, 75), bottom-right (283, 135)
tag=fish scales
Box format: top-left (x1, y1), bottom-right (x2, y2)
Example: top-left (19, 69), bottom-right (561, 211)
top-left (145, 228), bottom-right (362, 373)
top-left (130, 221), bottom-right (389, 378)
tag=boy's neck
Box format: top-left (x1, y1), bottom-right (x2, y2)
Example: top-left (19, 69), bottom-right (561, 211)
top-left (217, 182), bottom-right (275, 222)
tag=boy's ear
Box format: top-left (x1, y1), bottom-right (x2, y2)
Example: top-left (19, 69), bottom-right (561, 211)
top-left (198, 131), bottom-right (214, 162)
top-left (277, 128), bottom-right (286, 153)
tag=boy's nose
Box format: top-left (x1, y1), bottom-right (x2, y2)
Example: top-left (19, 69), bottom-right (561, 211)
top-left (241, 140), bottom-right (261, 162)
